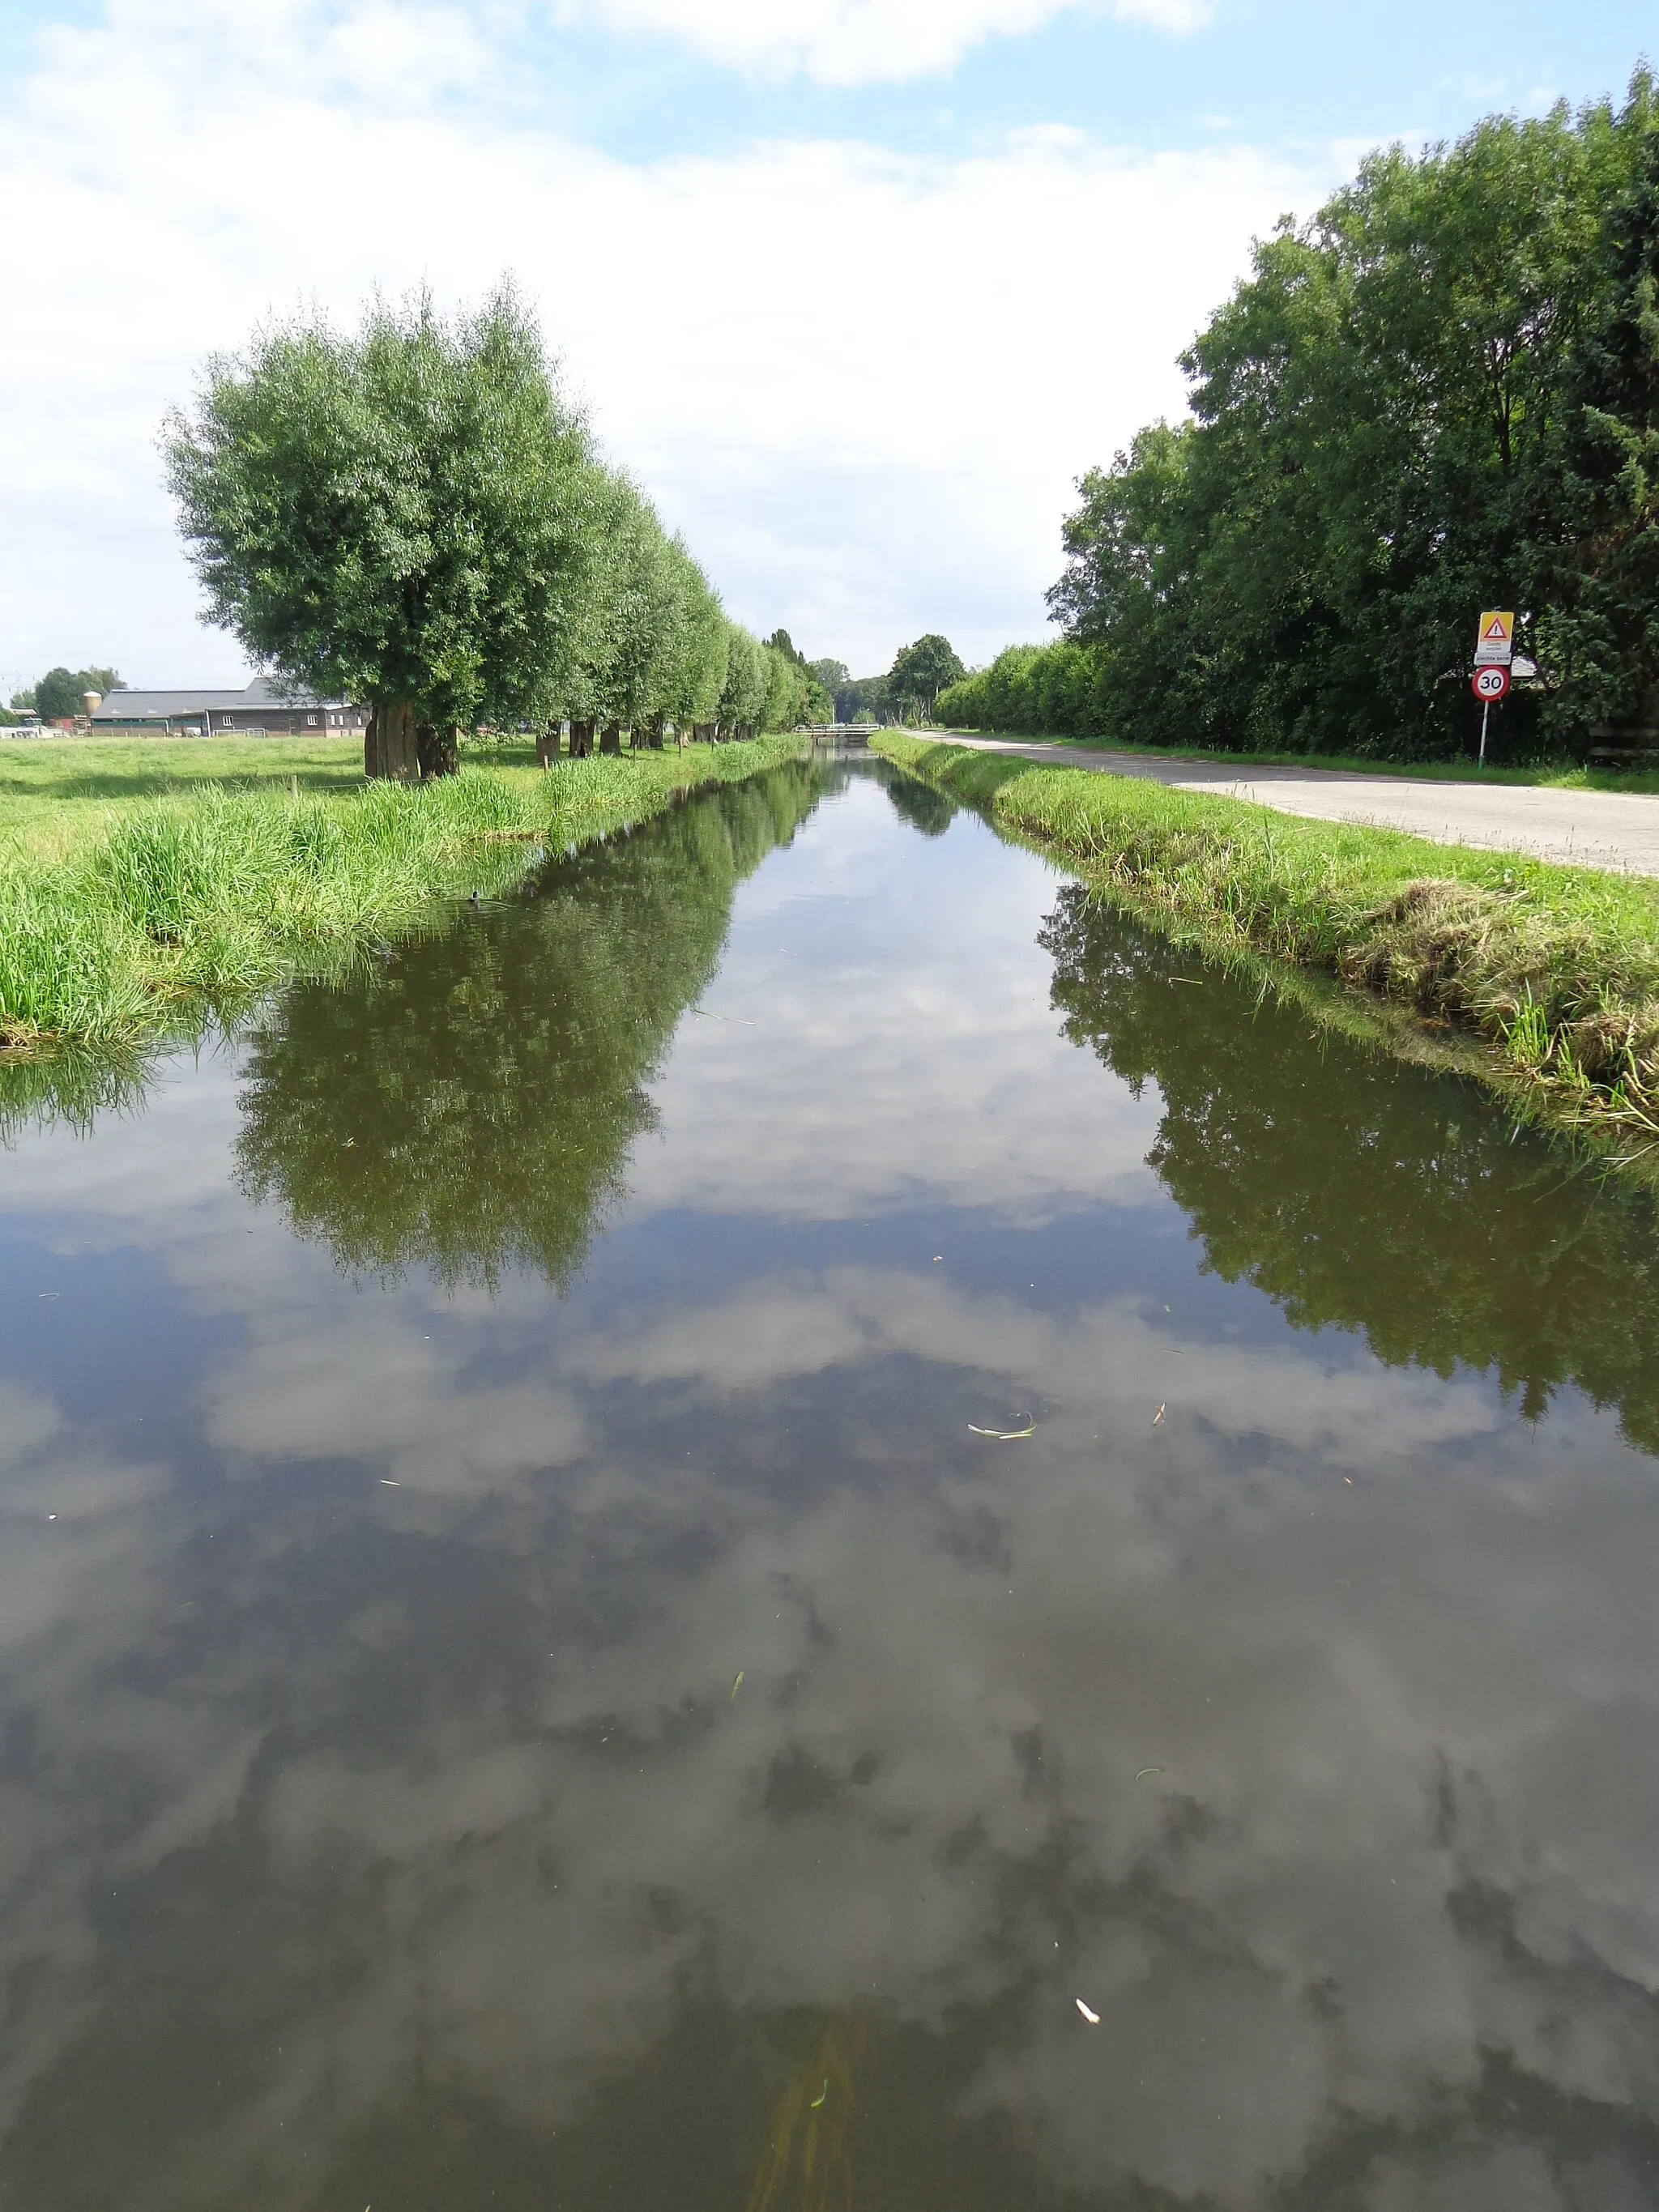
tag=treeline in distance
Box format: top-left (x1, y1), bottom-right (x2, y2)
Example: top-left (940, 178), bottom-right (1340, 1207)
top-left (165, 285), bottom-right (830, 778)
top-left (939, 70), bottom-right (1659, 761)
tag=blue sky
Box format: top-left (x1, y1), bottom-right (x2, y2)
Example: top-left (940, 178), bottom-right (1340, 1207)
top-left (7, 0), bottom-right (1649, 159)
top-left (0, 1), bottom-right (1653, 688)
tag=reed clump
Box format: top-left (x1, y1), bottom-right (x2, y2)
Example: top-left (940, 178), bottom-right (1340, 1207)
top-left (0, 740), bottom-right (800, 1052)
top-left (876, 732), bottom-right (1659, 1153)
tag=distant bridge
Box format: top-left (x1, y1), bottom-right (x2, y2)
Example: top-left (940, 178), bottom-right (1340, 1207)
top-left (801, 724), bottom-right (876, 748)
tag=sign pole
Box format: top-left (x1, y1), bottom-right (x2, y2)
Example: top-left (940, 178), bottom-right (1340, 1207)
top-left (1472, 616), bottom-right (1513, 764)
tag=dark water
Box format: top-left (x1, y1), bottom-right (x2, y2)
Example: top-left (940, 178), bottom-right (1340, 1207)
top-left (5, 759), bottom-right (1659, 2211)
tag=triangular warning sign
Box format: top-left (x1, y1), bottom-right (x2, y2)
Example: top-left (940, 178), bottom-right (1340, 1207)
top-left (1483, 616), bottom-right (1508, 641)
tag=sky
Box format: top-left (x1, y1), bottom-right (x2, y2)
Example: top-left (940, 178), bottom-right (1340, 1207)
top-left (0, 0), bottom-right (1653, 693)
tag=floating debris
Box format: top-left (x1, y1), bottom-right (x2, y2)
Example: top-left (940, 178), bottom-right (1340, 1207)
top-left (1135, 1767), bottom-right (1163, 1781)
top-left (969, 1415), bottom-right (1035, 1441)
top-left (1076, 1998), bottom-right (1100, 2025)
top-left (731, 1670), bottom-right (745, 1701)
top-left (809, 2080), bottom-right (829, 2109)
top-left (379, 1478), bottom-right (401, 1487)
top-left (1153, 1404), bottom-right (1166, 1426)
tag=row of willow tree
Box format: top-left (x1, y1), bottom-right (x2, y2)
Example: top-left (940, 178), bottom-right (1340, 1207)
top-left (164, 286), bottom-right (830, 778)
top-left (939, 70), bottom-right (1659, 761)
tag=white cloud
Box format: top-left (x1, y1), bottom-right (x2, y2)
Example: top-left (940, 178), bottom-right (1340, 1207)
top-left (557, 0), bottom-right (1213, 88)
top-left (0, 0), bottom-right (1321, 683)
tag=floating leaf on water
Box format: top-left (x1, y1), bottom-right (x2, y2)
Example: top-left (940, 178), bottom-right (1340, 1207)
top-left (1076, 1998), bottom-right (1100, 2025)
top-left (968, 1414), bottom-right (1035, 1441)
top-left (379, 1478), bottom-right (400, 1487)
top-left (1152, 1404), bottom-right (1166, 1426)
top-left (809, 2080), bottom-right (828, 2109)
top-left (730, 1669), bottom-right (744, 1701)
top-left (1135, 1767), bottom-right (1163, 1781)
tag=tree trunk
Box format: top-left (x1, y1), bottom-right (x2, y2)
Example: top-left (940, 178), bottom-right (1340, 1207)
top-left (676, 723), bottom-right (690, 749)
top-left (416, 722), bottom-right (459, 778)
top-left (599, 722), bottom-right (622, 754)
top-left (569, 720), bottom-right (595, 758)
top-left (535, 724), bottom-right (558, 767)
top-left (641, 715), bottom-right (666, 750)
top-left (366, 700), bottom-right (420, 781)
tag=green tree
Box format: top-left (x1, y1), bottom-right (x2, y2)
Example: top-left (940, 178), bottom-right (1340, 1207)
top-left (1039, 75), bottom-right (1655, 761)
top-left (717, 625), bottom-right (770, 737)
top-left (662, 563), bottom-right (731, 736)
top-left (887, 634), bottom-right (966, 722)
top-left (164, 285), bottom-right (608, 780)
top-left (808, 657), bottom-right (849, 694)
top-left (761, 630), bottom-right (834, 725)
top-left (19, 666), bottom-right (122, 718)
top-left (1542, 81), bottom-right (1659, 739)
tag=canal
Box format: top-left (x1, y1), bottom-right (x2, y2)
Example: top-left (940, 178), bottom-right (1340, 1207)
top-left (3, 757), bottom-right (1659, 2209)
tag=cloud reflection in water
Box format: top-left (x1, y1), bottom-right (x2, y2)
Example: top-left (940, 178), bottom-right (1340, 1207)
top-left (2, 766), bottom-right (1658, 2207)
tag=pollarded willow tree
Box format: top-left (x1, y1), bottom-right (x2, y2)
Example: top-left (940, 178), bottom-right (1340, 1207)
top-left (164, 284), bottom-right (616, 780)
top-left (164, 283), bottom-right (814, 778)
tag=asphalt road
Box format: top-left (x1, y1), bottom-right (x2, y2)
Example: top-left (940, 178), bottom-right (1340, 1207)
top-left (932, 735), bottom-right (1659, 880)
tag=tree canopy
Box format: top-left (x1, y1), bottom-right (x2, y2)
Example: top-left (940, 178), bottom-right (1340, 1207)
top-left (940, 70), bottom-right (1659, 761)
top-left (887, 634), bottom-right (965, 718)
top-left (164, 285), bottom-right (821, 774)
top-left (12, 666), bottom-right (121, 717)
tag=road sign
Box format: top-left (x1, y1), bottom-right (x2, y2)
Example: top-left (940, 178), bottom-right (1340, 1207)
top-left (1473, 664), bottom-right (1510, 702)
top-left (1474, 611), bottom-right (1515, 666)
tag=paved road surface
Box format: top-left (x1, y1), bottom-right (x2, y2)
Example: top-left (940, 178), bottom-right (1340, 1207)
top-left (931, 734), bottom-right (1659, 880)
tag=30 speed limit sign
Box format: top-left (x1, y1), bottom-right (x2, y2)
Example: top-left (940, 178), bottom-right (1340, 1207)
top-left (1472, 664), bottom-right (1510, 702)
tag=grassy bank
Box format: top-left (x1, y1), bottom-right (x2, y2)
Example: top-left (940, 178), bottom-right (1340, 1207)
top-left (928, 727), bottom-right (1659, 797)
top-left (876, 731), bottom-right (1659, 1160)
top-left (0, 733), bottom-right (802, 1053)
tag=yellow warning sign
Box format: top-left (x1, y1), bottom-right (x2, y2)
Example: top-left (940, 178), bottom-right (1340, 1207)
top-left (1474, 610), bottom-right (1515, 666)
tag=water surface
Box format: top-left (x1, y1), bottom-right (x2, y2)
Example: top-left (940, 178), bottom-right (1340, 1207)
top-left (4, 760), bottom-right (1659, 2210)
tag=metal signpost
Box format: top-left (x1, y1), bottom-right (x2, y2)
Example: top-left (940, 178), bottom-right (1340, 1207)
top-left (1472, 611), bottom-right (1514, 764)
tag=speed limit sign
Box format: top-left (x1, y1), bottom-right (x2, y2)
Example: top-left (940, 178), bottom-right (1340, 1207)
top-left (1472, 664), bottom-right (1510, 702)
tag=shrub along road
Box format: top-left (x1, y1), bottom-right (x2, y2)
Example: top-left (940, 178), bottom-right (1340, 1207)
top-left (928, 735), bottom-right (1659, 879)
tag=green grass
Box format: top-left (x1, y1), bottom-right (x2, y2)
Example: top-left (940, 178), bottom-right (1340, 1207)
top-left (0, 733), bottom-right (374, 861)
top-left (929, 724), bottom-right (1659, 796)
top-left (0, 732), bottom-right (803, 1052)
top-left (878, 731), bottom-right (1659, 1166)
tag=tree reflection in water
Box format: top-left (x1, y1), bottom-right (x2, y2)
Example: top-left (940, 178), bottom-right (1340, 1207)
top-left (1040, 880), bottom-right (1659, 1453)
top-left (234, 763), bottom-right (823, 1289)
